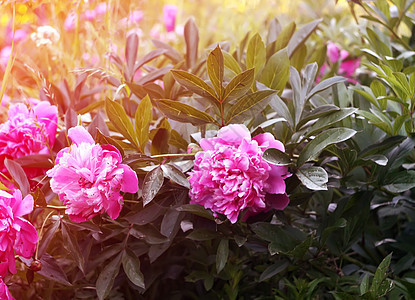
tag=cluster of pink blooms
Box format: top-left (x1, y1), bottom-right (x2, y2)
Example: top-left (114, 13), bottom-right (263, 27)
top-left (47, 126), bottom-right (138, 223)
top-left (0, 101), bottom-right (58, 185)
top-left (0, 189), bottom-right (38, 300)
top-left (319, 41), bottom-right (360, 83)
top-left (188, 124), bottom-right (290, 223)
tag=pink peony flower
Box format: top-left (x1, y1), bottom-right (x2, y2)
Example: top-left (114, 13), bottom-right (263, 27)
top-left (0, 101), bottom-right (58, 175)
top-left (0, 189), bottom-right (38, 275)
top-left (64, 11), bottom-right (76, 32)
top-left (46, 126), bottom-right (138, 223)
top-left (0, 277), bottom-right (14, 300)
top-left (163, 5), bottom-right (178, 32)
top-left (188, 124), bottom-right (289, 223)
top-left (318, 41), bottom-right (360, 83)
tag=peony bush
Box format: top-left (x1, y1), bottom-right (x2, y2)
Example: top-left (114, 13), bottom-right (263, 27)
top-left (1, 0), bottom-right (415, 299)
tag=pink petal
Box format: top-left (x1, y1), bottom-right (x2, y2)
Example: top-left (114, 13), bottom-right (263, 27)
top-left (265, 193), bottom-right (289, 210)
top-left (217, 124), bottom-right (251, 145)
top-left (253, 132), bottom-right (285, 151)
top-left (120, 164), bottom-right (138, 193)
top-left (68, 126), bottom-right (95, 145)
top-left (14, 218), bottom-right (38, 258)
top-left (266, 165), bottom-right (289, 194)
top-left (327, 42), bottom-right (340, 63)
top-left (11, 191), bottom-right (34, 217)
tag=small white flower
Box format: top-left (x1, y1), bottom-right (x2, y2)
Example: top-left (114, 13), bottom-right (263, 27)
top-left (31, 26), bottom-right (60, 48)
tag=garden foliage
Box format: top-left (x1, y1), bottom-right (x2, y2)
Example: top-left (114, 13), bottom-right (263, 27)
top-left (1, 0), bottom-right (415, 299)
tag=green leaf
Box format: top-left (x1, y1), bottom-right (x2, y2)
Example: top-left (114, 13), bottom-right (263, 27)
top-left (151, 127), bottom-right (170, 155)
top-left (95, 129), bottom-right (125, 157)
top-left (122, 249), bottom-right (145, 289)
top-left (287, 19), bottom-right (322, 57)
top-left (262, 148), bottom-right (291, 166)
top-left (371, 80), bottom-right (386, 98)
top-left (296, 105), bottom-right (340, 130)
top-left (61, 223), bottom-right (85, 273)
top-left (4, 158), bottom-right (30, 197)
top-left (225, 90), bottom-right (276, 124)
top-left (142, 166), bottom-right (164, 206)
top-left (259, 261), bottom-right (289, 282)
top-left (320, 218), bottom-right (347, 246)
top-left (38, 254), bottom-right (71, 286)
top-left (156, 99), bottom-right (219, 126)
top-left (296, 166), bottom-right (328, 191)
top-left (176, 204), bottom-right (215, 220)
top-left (370, 253), bottom-right (392, 295)
top-left (223, 51), bottom-right (242, 76)
top-left (96, 252), bottom-right (122, 300)
top-left (306, 76), bottom-right (347, 100)
top-left (290, 43), bottom-right (307, 71)
top-left (297, 128), bottom-right (356, 166)
top-left (125, 31), bottom-right (139, 81)
top-left (260, 48), bottom-right (290, 93)
top-left (274, 21), bottom-right (296, 52)
top-left (161, 164), bottom-right (190, 188)
top-left (184, 18), bottom-right (199, 69)
top-left (187, 228), bottom-right (219, 241)
top-left (216, 239), bottom-right (229, 274)
top-left (207, 45), bottom-right (224, 96)
top-left (383, 170), bottom-right (415, 193)
top-left (135, 95), bottom-right (152, 151)
top-left (305, 108), bottom-right (358, 137)
top-left (269, 93), bottom-right (294, 127)
top-left (222, 68), bottom-right (254, 102)
top-left (361, 154), bottom-right (388, 166)
top-left (360, 274), bottom-right (370, 296)
top-left (171, 70), bottom-right (217, 100)
top-left (246, 33), bottom-right (266, 77)
top-left (105, 99), bottom-right (138, 149)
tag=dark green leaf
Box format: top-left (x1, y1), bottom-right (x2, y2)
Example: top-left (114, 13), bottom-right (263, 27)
top-left (38, 254), bottom-right (71, 286)
top-left (161, 164), bottom-right (190, 188)
top-left (122, 249), bottom-right (145, 289)
top-left (187, 228), bottom-right (219, 241)
top-left (216, 239), bottom-right (229, 274)
top-left (37, 219), bottom-right (60, 259)
top-left (61, 222), bottom-right (85, 273)
top-left (296, 105), bottom-right (340, 130)
top-left (305, 108), bottom-right (358, 137)
top-left (142, 166), bottom-right (164, 206)
top-left (262, 148), bottom-right (291, 166)
top-left (96, 252), bottom-right (122, 300)
top-left (176, 204), bottom-right (214, 220)
top-left (259, 261), bottom-right (289, 282)
top-left (370, 253), bottom-right (392, 294)
top-left (297, 128), bottom-right (356, 166)
top-left (383, 170), bottom-right (415, 193)
top-left (360, 274), bottom-right (370, 296)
